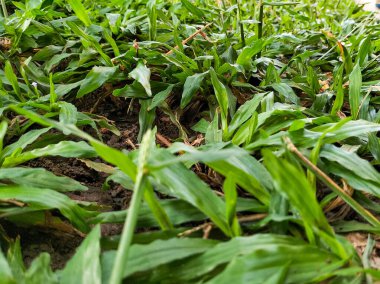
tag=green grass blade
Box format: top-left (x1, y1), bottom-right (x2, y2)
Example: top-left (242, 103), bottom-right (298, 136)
top-left (349, 64), bottom-right (362, 119)
top-left (109, 130), bottom-right (154, 284)
top-left (67, 0), bottom-right (92, 26)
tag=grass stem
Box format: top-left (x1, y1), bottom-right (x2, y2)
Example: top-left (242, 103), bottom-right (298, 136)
top-left (109, 130), bottom-right (154, 284)
top-left (0, 0), bottom-right (7, 19)
top-left (284, 137), bottom-right (380, 228)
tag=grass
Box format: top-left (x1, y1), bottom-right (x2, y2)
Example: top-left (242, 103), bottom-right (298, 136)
top-left (0, 0), bottom-right (380, 283)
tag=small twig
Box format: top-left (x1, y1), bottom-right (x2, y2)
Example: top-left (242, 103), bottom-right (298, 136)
top-left (165, 23), bottom-right (212, 55)
top-left (178, 223), bottom-right (209, 237)
top-left (125, 138), bottom-right (137, 150)
top-left (178, 213), bottom-right (268, 238)
top-left (202, 223), bottom-right (213, 239)
top-left (89, 92), bottom-right (112, 114)
top-left (283, 137), bottom-right (380, 227)
top-left (324, 180), bottom-right (353, 212)
top-left (238, 213), bottom-right (268, 223)
top-left (156, 133), bottom-right (172, 147)
top-left (0, 199), bottom-right (25, 207)
top-left (44, 212), bottom-right (86, 238)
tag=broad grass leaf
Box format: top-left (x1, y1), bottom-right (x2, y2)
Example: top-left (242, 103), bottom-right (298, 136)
top-left (66, 22), bottom-right (112, 65)
top-left (333, 220), bottom-right (380, 234)
top-left (90, 141), bottom-right (136, 179)
top-left (325, 163), bottom-right (380, 197)
top-left (148, 84), bottom-right (174, 110)
top-left (129, 62), bottom-right (152, 96)
top-left (44, 53), bottom-right (73, 73)
top-left (227, 92), bottom-right (266, 137)
top-left (237, 40), bottom-right (264, 68)
top-left (166, 143), bottom-right (273, 204)
top-left (263, 150), bottom-right (333, 234)
top-left (56, 81), bottom-right (83, 97)
top-left (147, 0), bottom-right (157, 41)
top-left (165, 142), bottom-right (272, 204)
top-left (210, 68), bottom-right (229, 127)
top-left (67, 0), bottom-right (92, 26)
top-left (102, 28), bottom-right (120, 56)
top-left (77, 66), bottom-right (118, 98)
top-left (223, 176), bottom-right (241, 236)
top-left (150, 149), bottom-right (230, 235)
top-left (0, 121), bottom-right (8, 151)
top-left (138, 234), bottom-right (324, 282)
top-left (93, 195), bottom-right (264, 227)
top-left (58, 102), bottom-right (78, 125)
top-left (181, 0), bottom-right (204, 18)
top-left (312, 120), bottom-right (380, 144)
top-left (349, 64), bottom-right (362, 119)
top-left (247, 120), bottom-right (380, 151)
top-left (0, 127), bottom-right (50, 161)
top-left (60, 225), bottom-right (101, 284)
top-left (331, 64), bottom-right (344, 115)
top-left (205, 113), bottom-right (222, 143)
top-left (181, 72), bottom-right (208, 108)
top-left (3, 141), bottom-right (96, 167)
top-left (32, 45), bottom-right (63, 61)
top-left (207, 154), bottom-right (271, 205)
top-left (271, 83), bottom-right (300, 105)
top-left (4, 61), bottom-right (22, 101)
top-left (0, 167), bottom-right (87, 192)
top-left (113, 81), bottom-right (148, 99)
top-left (320, 144), bottom-right (380, 196)
top-left (356, 37), bottom-right (371, 67)
top-left (207, 242), bottom-right (342, 284)
top-left (368, 132), bottom-right (380, 161)
top-left (0, 185), bottom-right (93, 231)
top-left (102, 238), bottom-right (218, 281)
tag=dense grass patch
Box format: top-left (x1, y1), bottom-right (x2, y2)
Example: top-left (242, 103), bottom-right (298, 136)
top-left (0, 0), bottom-right (380, 283)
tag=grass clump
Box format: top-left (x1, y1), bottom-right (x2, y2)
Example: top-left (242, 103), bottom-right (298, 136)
top-left (0, 0), bottom-right (380, 283)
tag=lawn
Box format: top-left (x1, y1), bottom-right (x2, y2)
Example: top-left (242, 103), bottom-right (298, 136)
top-left (0, 0), bottom-right (380, 283)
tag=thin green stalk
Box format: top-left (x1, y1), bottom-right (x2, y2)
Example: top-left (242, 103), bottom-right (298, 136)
top-left (284, 137), bottom-right (380, 228)
top-left (256, 0), bottom-right (264, 57)
top-left (109, 130), bottom-right (154, 284)
top-left (237, 0), bottom-right (245, 46)
top-left (0, 0), bottom-right (7, 19)
top-left (257, 0), bottom-right (264, 40)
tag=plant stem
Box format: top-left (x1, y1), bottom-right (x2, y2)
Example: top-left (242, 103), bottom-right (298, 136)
top-left (284, 137), bottom-right (380, 228)
top-left (109, 130), bottom-right (154, 284)
top-left (237, 0), bottom-right (245, 46)
top-left (0, 0), bottom-right (7, 19)
top-left (257, 0), bottom-right (264, 57)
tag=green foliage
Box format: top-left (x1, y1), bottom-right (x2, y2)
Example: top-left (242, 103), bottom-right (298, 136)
top-left (0, 0), bottom-right (379, 283)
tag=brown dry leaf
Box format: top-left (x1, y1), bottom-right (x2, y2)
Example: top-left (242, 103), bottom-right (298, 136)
top-left (0, 37), bottom-right (11, 50)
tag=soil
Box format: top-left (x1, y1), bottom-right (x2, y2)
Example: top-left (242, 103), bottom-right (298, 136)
top-left (1, 92), bottom-right (185, 270)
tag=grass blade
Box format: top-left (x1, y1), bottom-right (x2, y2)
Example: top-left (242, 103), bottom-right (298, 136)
top-left (109, 130), bottom-right (154, 284)
top-left (284, 137), bottom-right (380, 228)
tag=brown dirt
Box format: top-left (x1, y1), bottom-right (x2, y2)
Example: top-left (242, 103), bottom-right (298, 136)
top-left (2, 90), bottom-right (185, 270)
top-left (2, 221), bottom-right (83, 270)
